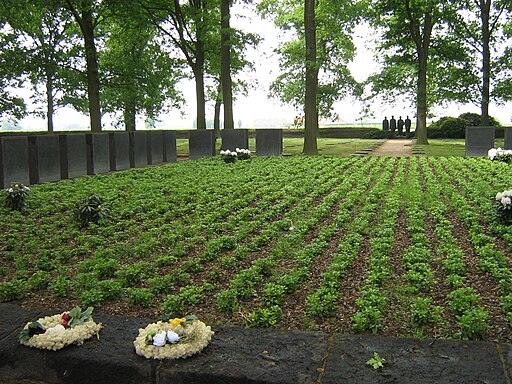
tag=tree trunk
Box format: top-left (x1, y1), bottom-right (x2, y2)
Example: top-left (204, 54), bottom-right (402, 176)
top-left (46, 71), bottom-right (54, 132)
top-left (124, 101), bottom-right (136, 131)
top-left (303, 0), bottom-right (318, 155)
top-left (221, 0), bottom-right (234, 130)
top-left (416, 47), bottom-right (429, 144)
top-left (193, 40), bottom-right (207, 130)
top-left (214, 85), bottom-right (222, 137)
top-left (80, 9), bottom-right (102, 132)
top-left (480, 0), bottom-right (491, 126)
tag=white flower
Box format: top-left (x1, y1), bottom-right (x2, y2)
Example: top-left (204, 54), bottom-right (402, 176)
top-left (236, 148), bottom-right (240, 152)
top-left (166, 330), bottom-right (180, 343)
top-left (153, 331), bottom-right (167, 347)
top-left (496, 192), bottom-right (504, 201)
top-left (46, 324), bottom-right (65, 334)
top-left (7, 188), bottom-right (13, 193)
top-left (488, 148), bottom-right (497, 159)
top-left (220, 150), bottom-right (226, 155)
top-left (504, 190), bottom-right (512, 197)
top-left (501, 196), bottom-right (511, 207)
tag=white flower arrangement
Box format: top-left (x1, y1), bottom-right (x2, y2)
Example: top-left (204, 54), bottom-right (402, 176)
top-left (488, 148), bottom-right (512, 163)
top-left (495, 189), bottom-right (512, 224)
top-left (19, 306), bottom-right (102, 351)
top-left (220, 149), bottom-right (238, 163)
top-left (134, 316), bottom-right (214, 360)
top-left (235, 148), bottom-right (251, 160)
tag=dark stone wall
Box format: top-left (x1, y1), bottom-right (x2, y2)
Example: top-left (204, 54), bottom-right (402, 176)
top-left (256, 129), bottom-right (283, 156)
top-left (163, 131), bottom-right (177, 163)
top-left (0, 136), bottom-right (30, 188)
top-left (465, 127), bottom-right (495, 157)
top-left (221, 129), bottom-right (249, 151)
top-left (129, 131), bottom-right (148, 168)
top-left (189, 130), bottom-right (216, 160)
top-left (87, 133), bottom-right (110, 175)
top-left (109, 132), bottom-right (130, 171)
top-left (28, 135), bottom-right (60, 184)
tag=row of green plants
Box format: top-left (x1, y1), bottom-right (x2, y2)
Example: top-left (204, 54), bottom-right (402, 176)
top-left (1, 156), bottom-right (511, 341)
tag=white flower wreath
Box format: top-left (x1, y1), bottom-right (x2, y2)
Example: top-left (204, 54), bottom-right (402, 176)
top-left (19, 307), bottom-right (102, 351)
top-left (134, 318), bottom-right (214, 360)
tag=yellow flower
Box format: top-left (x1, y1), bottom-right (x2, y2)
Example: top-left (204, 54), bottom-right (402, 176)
top-left (170, 318), bottom-right (186, 327)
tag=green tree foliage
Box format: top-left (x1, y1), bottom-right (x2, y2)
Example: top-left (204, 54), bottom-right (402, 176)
top-left (0, 0), bottom-right (81, 126)
top-left (258, 0), bottom-right (359, 120)
top-left (137, 0), bottom-right (221, 130)
top-left (445, 0), bottom-right (512, 125)
top-left (364, 0), bottom-right (470, 144)
top-left (100, 14), bottom-right (185, 131)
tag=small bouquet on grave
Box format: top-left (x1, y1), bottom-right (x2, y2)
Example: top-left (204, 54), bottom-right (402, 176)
top-left (220, 149), bottom-right (238, 163)
top-left (134, 315), bottom-right (214, 360)
top-left (4, 182), bottom-right (30, 212)
top-left (495, 189), bottom-right (512, 224)
top-left (488, 148), bottom-right (512, 163)
top-left (235, 148), bottom-right (251, 160)
top-left (18, 306), bottom-right (102, 351)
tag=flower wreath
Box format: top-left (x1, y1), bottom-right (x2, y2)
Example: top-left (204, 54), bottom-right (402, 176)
top-left (134, 315), bottom-right (214, 359)
top-left (18, 306), bottom-right (102, 351)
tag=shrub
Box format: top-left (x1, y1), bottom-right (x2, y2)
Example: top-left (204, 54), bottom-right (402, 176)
top-left (75, 194), bottom-right (110, 228)
top-left (456, 307), bottom-right (488, 340)
top-left (458, 112), bottom-right (501, 127)
top-left (4, 183), bottom-right (30, 212)
top-left (428, 117), bottom-right (466, 139)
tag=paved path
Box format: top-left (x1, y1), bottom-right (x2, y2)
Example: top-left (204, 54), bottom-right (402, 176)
top-left (370, 139), bottom-right (413, 157)
top-left (1, 303), bottom-right (511, 384)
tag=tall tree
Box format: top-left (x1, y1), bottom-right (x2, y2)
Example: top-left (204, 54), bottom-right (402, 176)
top-left (221, 0), bottom-right (234, 129)
top-left (365, 0), bottom-right (448, 145)
top-left (0, 0), bottom-right (81, 128)
top-left (447, 0), bottom-right (512, 125)
top-left (100, 12), bottom-right (185, 131)
top-left (259, 0), bottom-right (358, 124)
top-left (64, 0), bottom-right (103, 132)
top-left (138, 0), bottom-right (219, 130)
top-left (304, 0), bottom-right (318, 154)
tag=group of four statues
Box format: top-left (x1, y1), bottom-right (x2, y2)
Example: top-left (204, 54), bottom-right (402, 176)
top-left (382, 116), bottom-right (412, 136)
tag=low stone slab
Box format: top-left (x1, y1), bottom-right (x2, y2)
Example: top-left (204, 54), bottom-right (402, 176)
top-left (504, 127), bottom-right (512, 150)
top-left (60, 134), bottom-right (88, 179)
top-left (189, 130), bottom-right (216, 160)
top-left (163, 131), bottom-right (177, 163)
top-left (109, 132), bottom-right (130, 171)
top-left (0, 136), bottom-right (30, 188)
top-left (129, 131), bottom-right (148, 168)
top-left (158, 326), bottom-right (326, 384)
top-left (86, 133), bottom-right (110, 175)
top-left (148, 131), bottom-right (164, 165)
top-left (321, 334), bottom-right (509, 384)
top-left (466, 126), bottom-right (495, 157)
top-left (221, 129), bottom-right (249, 151)
top-left (256, 129), bottom-right (282, 156)
top-left (28, 135), bottom-right (61, 184)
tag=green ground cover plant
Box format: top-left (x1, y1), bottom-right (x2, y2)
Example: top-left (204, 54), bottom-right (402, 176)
top-left (1, 155), bottom-right (511, 342)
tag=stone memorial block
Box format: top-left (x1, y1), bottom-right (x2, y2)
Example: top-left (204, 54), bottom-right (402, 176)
top-left (148, 131), bottom-right (164, 165)
top-left (28, 135), bottom-right (60, 184)
top-left (465, 126), bottom-right (495, 157)
top-left (189, 130), bottom-right (216, 160)
top-left (109, 132), bottom-right (130, 171)
top-left (221, 129), bottom-right (249, 151)
top-left (163, 131), bottom-right (177, 163)
top-left (0, 136), bottom-right (30, 188)
top-left (256, 129), bottom-right (283, 156)
top-left (60, 134), bottom-right (88, 179)
top-left (86, 133), bottom-right (110, 175)
top-left (504, 127), bottom-right (512, 150)
top-left (129, 131), bottom-right (148, 168)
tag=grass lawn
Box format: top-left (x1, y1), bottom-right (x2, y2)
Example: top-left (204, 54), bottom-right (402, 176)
top-left (177, 138), bottom-right (384, 156)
